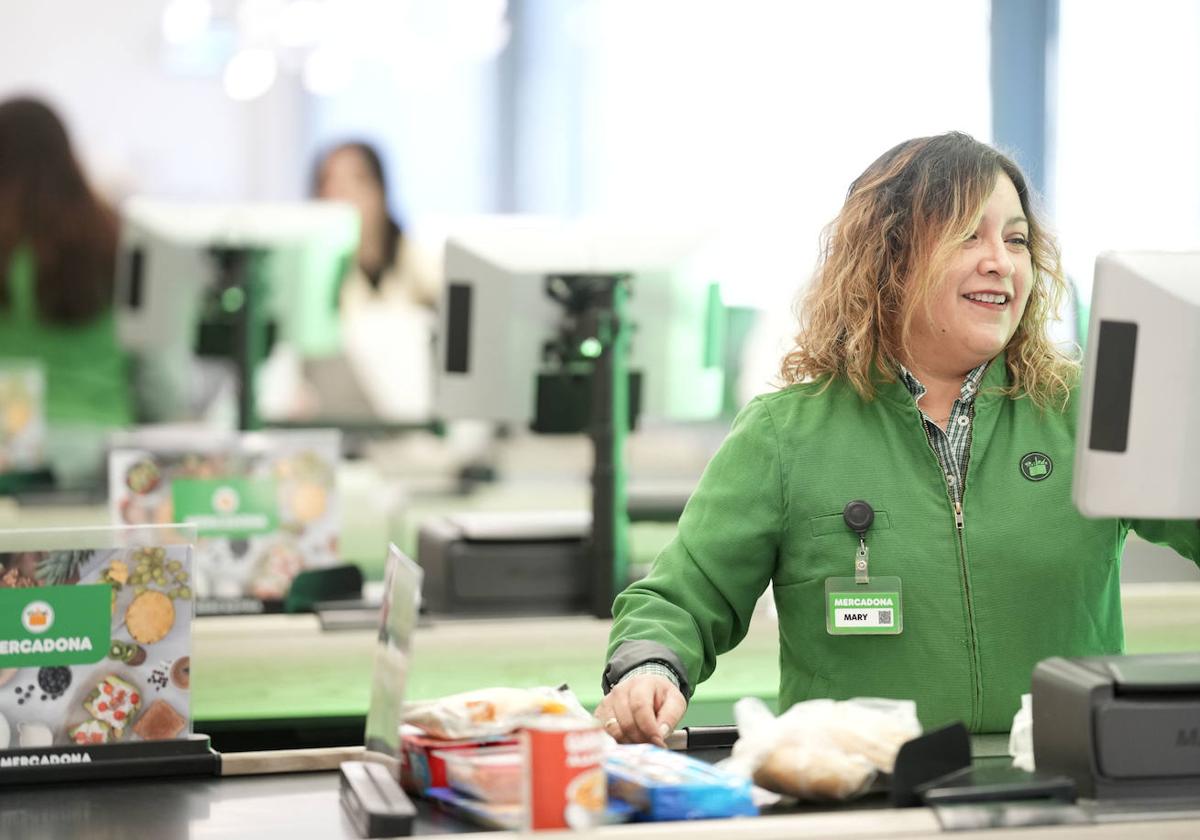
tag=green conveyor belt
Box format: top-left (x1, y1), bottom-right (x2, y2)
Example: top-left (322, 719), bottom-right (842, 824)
top-left (189, 586), bottom-right (1200, 730)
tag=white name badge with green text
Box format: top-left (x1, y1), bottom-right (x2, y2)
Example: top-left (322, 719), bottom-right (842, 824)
top-left (824, 576), bottom-right (903, 635)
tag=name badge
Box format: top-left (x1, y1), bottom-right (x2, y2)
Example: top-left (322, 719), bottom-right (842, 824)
top-left (824, 575), bottom-right (903, 635)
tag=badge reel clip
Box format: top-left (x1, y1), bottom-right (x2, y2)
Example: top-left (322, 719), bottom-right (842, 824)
top-left (823, 500), bottom-right (903, 635)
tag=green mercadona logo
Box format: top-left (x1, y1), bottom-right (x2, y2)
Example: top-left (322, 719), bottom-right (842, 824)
top-left (172, 476), bottom-right (278, 537)
top-left (1020, 452), bottom-right (1053, 482)
top-left (0, 585), bottom-right (110, 667)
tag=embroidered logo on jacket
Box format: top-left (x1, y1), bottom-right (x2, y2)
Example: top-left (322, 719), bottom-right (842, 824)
top-left (1020, 452), bottom-right (1053, 481)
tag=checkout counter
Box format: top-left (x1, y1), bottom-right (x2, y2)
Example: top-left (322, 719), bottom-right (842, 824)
top-left (2, 724), bottom-right (1199, 839)
top-left (4, 585), bottom-right (1198, 839)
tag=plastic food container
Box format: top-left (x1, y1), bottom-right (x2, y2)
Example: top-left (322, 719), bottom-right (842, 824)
top-left (435, 746), bottom-right (523, 804)
top-left (605, 744), bottom-right (757, 821)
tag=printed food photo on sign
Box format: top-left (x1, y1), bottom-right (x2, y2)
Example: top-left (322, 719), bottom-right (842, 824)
top-left (107, 430), bottom-right (340, 615)
top-left (0, 543), bottom-right (193, 751)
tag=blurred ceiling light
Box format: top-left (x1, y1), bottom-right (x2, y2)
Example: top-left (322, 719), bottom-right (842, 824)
top-left (223, 47), bottom-right (279, 100)
top-left (279, 0), bottom-right (326, 48)
top-left (303, 46), bottom-right (354, 95)
top-left (456, 0), bottom-right (511, 62)
top-left (162, 0), bottom-right (510, 101)
top-left (459, 0), bottom-right (511, 61)
top-left (162, 0), bottom-right (213, 46)
top-left (237, 0), bottom-right (287, 46)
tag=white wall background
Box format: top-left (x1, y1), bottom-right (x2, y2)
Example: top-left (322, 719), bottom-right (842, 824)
top-left (0, 0), bottom-right (307, 202)
top-left (0, 0), bottom-right (500, 215)
top-left (514, 0), bottom-right (992, 308)
top-left (1054, 0), bottom-right (1200, 298)
top-left (507, 0), bottom-right (991, 396)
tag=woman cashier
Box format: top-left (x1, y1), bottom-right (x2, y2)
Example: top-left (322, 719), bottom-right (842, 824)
top-left (595, 132), bottom-right (1200, 746)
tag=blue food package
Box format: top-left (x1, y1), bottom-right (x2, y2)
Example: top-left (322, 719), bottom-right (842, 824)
top-left (604, 744), bottom-right (758, 821)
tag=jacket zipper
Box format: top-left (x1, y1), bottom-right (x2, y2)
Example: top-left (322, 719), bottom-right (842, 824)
top-left (921, 412), bottom-right (981, 730)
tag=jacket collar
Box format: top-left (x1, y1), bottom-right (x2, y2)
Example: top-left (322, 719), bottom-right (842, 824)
top-left (873, 351), bottom-right (1010, 413)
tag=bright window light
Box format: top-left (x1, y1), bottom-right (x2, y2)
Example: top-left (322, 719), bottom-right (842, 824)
top-left (1054, 0), bottom-right (1200, 301)
top-left (223, 47), bottom-right (278, 101)
top-left (528, 0), bottom-right (992, 308)
top-left (162, 0), bottom-right (213, 46)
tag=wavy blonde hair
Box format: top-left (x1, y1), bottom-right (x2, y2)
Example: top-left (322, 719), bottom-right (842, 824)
top-left (780, 132), bottom-right (1077, 409)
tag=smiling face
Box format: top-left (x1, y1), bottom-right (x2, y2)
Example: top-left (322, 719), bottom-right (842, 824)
top-left (906, 173), bottom-right (1033, 377)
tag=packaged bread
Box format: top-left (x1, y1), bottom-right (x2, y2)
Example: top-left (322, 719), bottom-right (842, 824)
top-left (752, 741), bottom-right (874, 800)
top-left (728, 696), bottom-right (921, 802)
top-left (814, 700), bottom-right (918, 772)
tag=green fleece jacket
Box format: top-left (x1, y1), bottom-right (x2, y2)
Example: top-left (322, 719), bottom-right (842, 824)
top-left (0, 247), bottom-right (132, 427)
top-left (606, 358), bottom-right (1200, 733)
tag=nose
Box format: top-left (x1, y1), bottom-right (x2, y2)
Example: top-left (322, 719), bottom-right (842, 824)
top-left (979, 235), bottom-right (1014, 279)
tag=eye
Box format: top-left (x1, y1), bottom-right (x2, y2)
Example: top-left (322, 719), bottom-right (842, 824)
top-left (1007, 234), bottom-right (1029, 248)
top-left (963, 232), bottom-right (979, 244)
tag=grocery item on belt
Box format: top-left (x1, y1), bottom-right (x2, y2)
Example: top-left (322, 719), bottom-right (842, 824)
top-left (727, 696), bottom-right (921, 801)
top-left (425, 786), bottom-right (521, 830)
top-left (437, 745), bottom-right (522, 804)
top-left (605, 743), bottom-right (757, 821)
top-left (522, 717), bottom-right (608, 831)
top-left (753, 741), bottom-right (874, 800)
top-left (400, 686), bottom-right (590, 739)
top-left (399, 726), bottom-right (517, 794)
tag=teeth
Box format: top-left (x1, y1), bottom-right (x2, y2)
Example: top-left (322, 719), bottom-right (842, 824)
top-left (965, 292), bottom-right (1007, 305)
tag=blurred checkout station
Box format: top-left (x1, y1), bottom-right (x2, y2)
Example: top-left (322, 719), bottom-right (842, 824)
top-left (1, 1), bottom-right (1199, 838)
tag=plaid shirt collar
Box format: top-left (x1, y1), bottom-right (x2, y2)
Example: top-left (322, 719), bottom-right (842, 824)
top-left (896, 361), bottom-right (990, 408)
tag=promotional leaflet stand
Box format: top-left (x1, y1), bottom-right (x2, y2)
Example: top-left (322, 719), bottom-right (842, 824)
top-left (0, 524), bottom-right (218, 783)
top-left (107, 428), bottom-right (342, 617)
top-left (340, 543), bottom-right (423, 837)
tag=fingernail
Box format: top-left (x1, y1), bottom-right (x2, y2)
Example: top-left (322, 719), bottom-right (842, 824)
top-left (658, 723), bottom-right (670, 738)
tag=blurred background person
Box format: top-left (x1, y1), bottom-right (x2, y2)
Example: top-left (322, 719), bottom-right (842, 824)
top-left (0, 96), bottom-right (132, 486)
top-left (313, 140), bottom-right (439, 312)
top-left (261, 140), bottom-right (440, 424)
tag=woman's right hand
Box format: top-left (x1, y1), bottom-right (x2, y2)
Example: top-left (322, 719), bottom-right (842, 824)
top-left (593, 674), bottom-right (686, 748)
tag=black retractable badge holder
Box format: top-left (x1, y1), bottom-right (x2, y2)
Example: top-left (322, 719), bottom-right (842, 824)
top-left (824, 500), bottom-right (903, 635)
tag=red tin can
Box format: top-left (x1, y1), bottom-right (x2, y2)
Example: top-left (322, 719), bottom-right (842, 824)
top-left (521, 717), bottom-right (607, 831)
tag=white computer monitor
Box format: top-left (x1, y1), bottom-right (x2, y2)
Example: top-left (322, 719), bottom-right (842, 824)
top-left (435, 218), bottom-right (725, 427)
top-left (1073, 251), bottom-right (1200, 518)
top-left (115, 198), bottom-right (359, 358)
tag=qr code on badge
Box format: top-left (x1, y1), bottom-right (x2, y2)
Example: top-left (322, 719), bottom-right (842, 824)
top-left (878, 609), bottom-right (892, 626)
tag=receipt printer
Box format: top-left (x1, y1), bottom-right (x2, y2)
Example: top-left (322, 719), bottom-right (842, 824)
top-left (417, 511), bottom-right (590, 616)
top-left (1032, 653), bottom-right (1200, 799)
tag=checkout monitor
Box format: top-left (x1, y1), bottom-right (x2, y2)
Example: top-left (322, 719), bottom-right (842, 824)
top-left (1073, 250), bottom-right (1200, 519)
top-left (437, 218), bottom-right (726, 428)
top-left (114, 198), bottom-right (359, 421)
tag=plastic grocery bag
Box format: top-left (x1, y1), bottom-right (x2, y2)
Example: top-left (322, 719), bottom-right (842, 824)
top-left (723, 696), bottom-right (921, 801)
top-left (1009, 693), bottom-right (1035, 771)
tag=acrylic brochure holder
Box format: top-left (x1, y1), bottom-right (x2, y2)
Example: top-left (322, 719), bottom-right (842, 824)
top-left (107, 428), bottom-right (342, 617)
top-left (0, 524), bottom-right (218, 783)
top-left (364, 543), bottom-right (423, 758)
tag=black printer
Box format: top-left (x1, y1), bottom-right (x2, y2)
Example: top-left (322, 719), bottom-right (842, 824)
top-left (1032, 653), bottom-right (1200, 799)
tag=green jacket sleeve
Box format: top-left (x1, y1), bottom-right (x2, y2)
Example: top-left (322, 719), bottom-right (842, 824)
top-left (1126, 518), bottom-right (1200, 565)
top-left (605, 396), bottom-right (785, 697)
